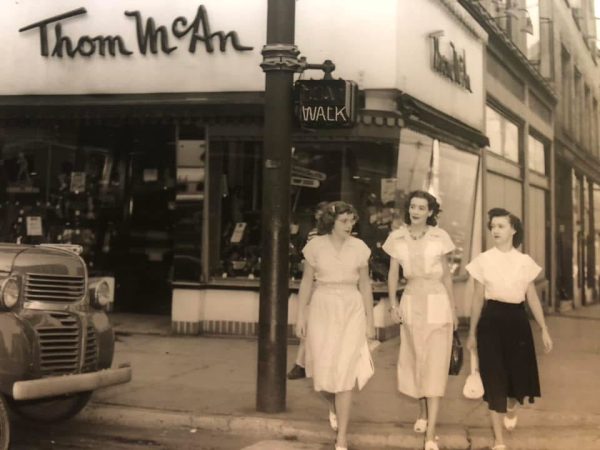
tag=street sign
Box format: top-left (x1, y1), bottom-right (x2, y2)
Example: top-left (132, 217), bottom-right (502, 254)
top-left (294, 79), bottom-right (358, 129)
top-left (291, 176), bottom-right (320, 188)
top-left (291, 164), bottom-right (327, 181)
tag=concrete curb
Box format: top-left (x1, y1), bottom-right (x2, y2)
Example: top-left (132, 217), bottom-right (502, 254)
top-left (82, 402), bottom-right (600, 450)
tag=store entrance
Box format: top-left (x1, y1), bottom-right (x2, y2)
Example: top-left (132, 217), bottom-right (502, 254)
top-left (79, 124), bottom-right (176, 314)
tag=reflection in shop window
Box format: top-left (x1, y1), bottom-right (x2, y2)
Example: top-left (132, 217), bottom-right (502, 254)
top-left (486, 105), bottom-right (519, 162)
top-left (395, 129), bottom-right (479, 276)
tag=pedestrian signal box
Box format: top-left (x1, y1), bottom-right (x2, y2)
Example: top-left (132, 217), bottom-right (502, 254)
top-left (294, 79), bottom-right (358, 129)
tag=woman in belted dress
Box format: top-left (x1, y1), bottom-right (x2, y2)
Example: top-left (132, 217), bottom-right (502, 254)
top-left (295, 201), bottom-right (376, 450)
top-left (383, 190), bottom-right (458, 450)
top-left (466, 208), bottom-right (553, 450)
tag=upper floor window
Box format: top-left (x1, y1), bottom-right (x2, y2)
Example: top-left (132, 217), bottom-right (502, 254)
top-left (486, 105), bottom-right (520, 163)
top-left (528, 134), bottom-right (546, 174)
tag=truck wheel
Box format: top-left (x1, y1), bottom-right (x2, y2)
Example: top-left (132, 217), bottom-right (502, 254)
top-left (8, 391), bottom-right (92, 423)
top-left (0, 394), bottom-right (10, 450)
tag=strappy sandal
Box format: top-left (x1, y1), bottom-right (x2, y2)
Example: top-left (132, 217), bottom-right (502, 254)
top-left (503, 406), bottom-right (518, 431)
top-left (413, 417), bottom-right (428, 433)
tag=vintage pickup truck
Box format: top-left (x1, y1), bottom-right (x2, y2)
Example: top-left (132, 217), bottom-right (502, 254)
top-left (0, 243), bottom-right (131, 449)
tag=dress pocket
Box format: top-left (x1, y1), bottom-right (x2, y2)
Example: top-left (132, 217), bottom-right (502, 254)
top-left (426, 293), bottom-right (452, 324)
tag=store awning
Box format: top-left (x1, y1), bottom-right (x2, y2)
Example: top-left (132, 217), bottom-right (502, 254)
top-left (0, 92), bottom-right (264, 124)
top-left (398, 93), bottom-right (490, 148)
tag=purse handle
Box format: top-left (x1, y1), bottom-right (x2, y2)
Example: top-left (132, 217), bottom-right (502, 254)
top-left (469, 348), bottom-right (479, 374)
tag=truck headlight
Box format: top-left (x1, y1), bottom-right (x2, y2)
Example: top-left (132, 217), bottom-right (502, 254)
top-left (0, 277), bottom-right (20, 309)
top-left (92, 280), bottom-right (111, 308)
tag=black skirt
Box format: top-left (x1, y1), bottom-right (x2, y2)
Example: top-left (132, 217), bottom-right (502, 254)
top-left (476, 300), bottom-right (541, 413)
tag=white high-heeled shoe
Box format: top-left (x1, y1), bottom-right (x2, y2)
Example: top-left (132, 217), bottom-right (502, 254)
top-left (413, 418), bottom-right (427, 433)
top-left (329, 409), bottom-right (338, 431)
top-left (424, 439), bottom-right (439, 450)
top-left (503, 406), bottom-right (518, 430)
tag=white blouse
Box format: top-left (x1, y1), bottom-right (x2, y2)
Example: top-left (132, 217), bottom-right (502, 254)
top-left (303, 235), bottom-right (371, 284)
top-left (465, 247), bottom-right (542, 304)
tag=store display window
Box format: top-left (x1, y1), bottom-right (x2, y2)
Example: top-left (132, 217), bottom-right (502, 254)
top-left (207, 134), bottom-right (479, 284)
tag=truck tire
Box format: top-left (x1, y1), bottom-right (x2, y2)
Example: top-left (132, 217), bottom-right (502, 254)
top-left (0, 394), bottom-right (10, 450)
top-left (8, 391), bottom-right (92, 423)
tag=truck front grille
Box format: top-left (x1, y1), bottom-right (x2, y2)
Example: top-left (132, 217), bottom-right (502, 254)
top-left (37, 312), bottom-right (80, 376)
top-left (82, 325), bottom-right (98, 372)
top-left (25, 274), bottom-right (85, 302)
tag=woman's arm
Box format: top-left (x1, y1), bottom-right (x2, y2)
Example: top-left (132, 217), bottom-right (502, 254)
top-left (441, 256), bottom-right (458, 329)
top-left (525, 283), bottom-right (553, 353)
top-left (387, 258), bottom-right (402, 323)
top-left (358, 265), bottom-right (376, 339)
top-left (295, 264), bottom-right (315, 339)
top-left (466, 280), bottom-right (484, 351)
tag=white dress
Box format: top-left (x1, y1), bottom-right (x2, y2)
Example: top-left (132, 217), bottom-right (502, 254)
top-left (382, 226), bottom-right (455, 398)
top-left (303, 235), bottom-right (374, 393)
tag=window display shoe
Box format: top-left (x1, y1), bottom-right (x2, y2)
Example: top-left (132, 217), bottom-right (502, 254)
top-left (503, 407), bottom-right (518, 430)
top-left (413, 418), bottom-right (428, 433)
top-left (328, 410), bottom-right (338, 431)
top-left (287, 364), bottom-right (306, 380)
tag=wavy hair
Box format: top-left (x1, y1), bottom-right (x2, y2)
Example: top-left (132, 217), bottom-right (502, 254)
top-left (317, 201), bottom-right (359, 235)
top-left (404, 190), bottom-right (441, 226)
top-left (487, 207), bottom-right (523, 247)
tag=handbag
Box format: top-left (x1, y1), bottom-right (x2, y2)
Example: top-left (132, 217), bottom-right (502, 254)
top-left (463, 349), bottom-right (484, 399)
top-left (448, 330), bottom-right (463, 375)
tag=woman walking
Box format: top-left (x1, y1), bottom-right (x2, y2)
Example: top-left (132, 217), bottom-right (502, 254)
top-left (466, 208), bottom-right (553, 450)
top-left (295, 201), bottom-right (375, 450)
top-left (383, 190), bottom-right (458, 450)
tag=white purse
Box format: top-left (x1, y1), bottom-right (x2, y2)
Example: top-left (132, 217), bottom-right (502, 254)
top-left (463, 349), bottom-right (484, 400)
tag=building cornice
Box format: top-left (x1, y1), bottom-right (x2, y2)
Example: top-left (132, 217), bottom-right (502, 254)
top-left (458, 0), bottom-right (557, 103)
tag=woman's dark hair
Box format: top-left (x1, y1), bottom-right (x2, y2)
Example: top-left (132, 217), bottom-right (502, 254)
top-left (404, 190), bottom-right (441, 226)
top-left (487, 207), bottom-right (523, 247)
top-left (317, 201), bottom-right (359, 235)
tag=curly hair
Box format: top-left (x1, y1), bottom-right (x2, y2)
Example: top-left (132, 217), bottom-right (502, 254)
top-left (317, 201), bottom-right (359, 235)
top-left (403, 190), bottom-right (441, 226)
top-left (487, 207), bottom-right (523, 247)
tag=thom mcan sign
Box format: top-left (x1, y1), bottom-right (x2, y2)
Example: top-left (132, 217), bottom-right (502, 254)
top-left (18, 5), bottom-right (254, 58)
top-left (294, 79), bottom-right (358, 129)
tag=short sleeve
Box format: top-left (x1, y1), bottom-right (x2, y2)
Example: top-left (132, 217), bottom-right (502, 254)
top-left (356, 239), bottom-right (371, 267)
top-left (302, 238), bottom-right (318, 267)
top-left (382, 230), bottom-right (403, 260)
top-left (465, 255), bottom-right (484, 284)
top-left (439, 228), bottom-right (456, 254)
top-left (523, 255), bottom-right (542, 283)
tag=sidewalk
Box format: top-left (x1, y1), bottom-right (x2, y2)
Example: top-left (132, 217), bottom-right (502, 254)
top-left (83, 307), bottom-right (600, 449)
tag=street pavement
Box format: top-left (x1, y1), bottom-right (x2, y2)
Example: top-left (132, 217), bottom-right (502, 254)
top-left (81, 306), bottom-right (600, 450)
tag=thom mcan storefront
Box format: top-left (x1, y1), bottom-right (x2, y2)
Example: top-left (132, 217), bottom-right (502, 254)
top-left (0, 0), bottom-right (487, 336)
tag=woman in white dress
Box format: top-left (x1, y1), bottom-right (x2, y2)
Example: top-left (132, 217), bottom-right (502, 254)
top-left (466, 208), bottom-right (553, 450)
top-left (295, 201), bottom-right (376, 450)
top-left (383, 190), bottom-right (458, 450)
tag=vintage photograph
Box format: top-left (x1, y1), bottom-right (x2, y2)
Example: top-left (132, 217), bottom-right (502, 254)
top-left (0, 1), bottom-right (599, 449)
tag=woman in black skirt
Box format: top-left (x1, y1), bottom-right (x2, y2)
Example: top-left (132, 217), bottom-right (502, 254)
top-left (466, 208), bottom-right (553, 450)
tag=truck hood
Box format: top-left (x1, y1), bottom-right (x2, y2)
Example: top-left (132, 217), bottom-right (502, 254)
top-left (0, 244), bottom-right (85, 277)
top-left (0, 244), bottom-right (28, 273)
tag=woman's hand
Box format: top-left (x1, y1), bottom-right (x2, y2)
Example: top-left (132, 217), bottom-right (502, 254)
top-left (466, 333), bottom-right (477, 352)
top-left (295, 316), bottom-right (307, 339)
top-left (541, 327), bottom-right (553, 353)
top-left (366, 326), bottom-right (376, 340)
top-left (390, 305), bottom-right (402, 324)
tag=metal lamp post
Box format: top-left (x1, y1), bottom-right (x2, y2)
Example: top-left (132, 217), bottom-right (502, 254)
top-left (256, 0), bottom-right (300, 413)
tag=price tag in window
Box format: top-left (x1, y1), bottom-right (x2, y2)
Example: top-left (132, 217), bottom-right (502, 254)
top-left (230, 222), bottom-right (247, 244)
top-left (26, 216), bottom-right (43, 236)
